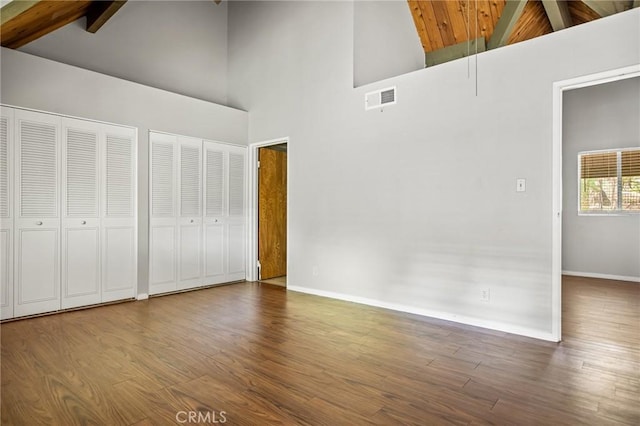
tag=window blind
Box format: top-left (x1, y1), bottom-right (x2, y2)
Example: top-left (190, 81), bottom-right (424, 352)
top-left (621, 150), bottom-right (640, 177)
top-left (580, 151), bottom-right (617, 179)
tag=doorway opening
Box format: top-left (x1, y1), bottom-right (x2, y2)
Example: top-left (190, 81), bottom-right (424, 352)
top-left (247, 138), bottom-right (289, 287)
top-left (552, 64), bottom-right (639, 342)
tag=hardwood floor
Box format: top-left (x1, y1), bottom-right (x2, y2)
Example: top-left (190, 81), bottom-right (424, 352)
top-left (259, 276), bottom-right (286, 287)
top-left (1, 276), bottom-right (638, 425)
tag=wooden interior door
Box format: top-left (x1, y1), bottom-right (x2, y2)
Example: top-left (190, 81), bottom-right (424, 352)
top-left (258, 147), bottom-right (287, 280)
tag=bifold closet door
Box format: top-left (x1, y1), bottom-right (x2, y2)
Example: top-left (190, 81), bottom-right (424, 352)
top-left (102, 123), bottom-right (137, 302)
top-left (226, 146), bottom-right (246, 281)
top-left (177, 136), bottom-right (203, 290)
top-left (203, 142), bottom-right (226, 284)
top-left (61, 118), bottom-right (100, 309)
top-left (149, 132), bottom-right (178, 294)
top-left (0, 107), bottom-right (14, 319)
top-left (203, 141), bottom-right (247, 284)
top-left (14, 109), bottom-right (61, 317)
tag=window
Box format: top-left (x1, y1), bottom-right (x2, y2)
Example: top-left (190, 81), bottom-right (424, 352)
top-left (579, 148), bottom-right (640, 213)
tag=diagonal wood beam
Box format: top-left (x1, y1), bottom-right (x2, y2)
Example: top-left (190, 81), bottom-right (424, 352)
top-left (0, 0), bottom-right (39, 26)
top-left (542, 0), bottom-right (573, 31)
top-left (581, 0), bottom-right (617, 17)
top-left (86, 0), bottom-right (127, 33)
top-left (425, 37), bottom-right (486, 67)
top-left (487, 0), bottom-right (528, 50)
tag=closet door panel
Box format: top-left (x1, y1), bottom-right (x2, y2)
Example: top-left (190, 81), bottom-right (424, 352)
top-left (62, 227), bottom-right (99, 308)
top-left (178, 224), bottom-right (201, 287)
top-left (102, 124), bottom-right (137, 301)
top-left (177, 137), bottom-right (202, 290)
top-left (151, 225), bottom-right (176, 288)
top-left (61, 119), bottom-right (101, 309)
top-left (103, 226), bottom-right (135, 298)
top-left (227, 147), bottom-right (246, 280)
top-left (14, 109), bottom-right (60, 317)
top-left (203, 142), bottom-right (226, 284)
top-left (0, 228), bottom-right (11, 319)
top-left (149, 132), bottom-right (177, 294)
top-left (0, 107), bottom-right (14, 319)
top-left (227, 224), bottom-right (245, 280)
top-left (204, 223), bottom-right (225, 284)
top-left (17, 228), bottom-right (58, 307)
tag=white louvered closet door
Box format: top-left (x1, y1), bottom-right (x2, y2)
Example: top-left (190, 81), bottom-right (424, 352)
top-left (226, 145), bottom-right (246, 281)
top-left (14, 109), bottom-right (61, 317)
top-left (203, 141), bottom-right (247, 284)
top-left (102, 123), bottom-right (137, 302)
top-left (149, 132), bottom-right (178, 294)
top-left (177, 136), bottom-right (203, 290)
top-left (203, 141), bottom-right (226, 285)
top-left (61, 118), bottom-right (101, 309)
top-left (0, 107), bottom-right (14, 319)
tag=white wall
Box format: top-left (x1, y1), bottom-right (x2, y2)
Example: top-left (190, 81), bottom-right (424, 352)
top-left (0, 47), bottom-right (248, 294)
top-left (228, 1), bottom-right (640, 339)
top-left (562, 77), bottom-right (640, 281)
top-left (353, 1), bottom-right (424, 87)
top-left (19, 0), bottom-right (229, 105)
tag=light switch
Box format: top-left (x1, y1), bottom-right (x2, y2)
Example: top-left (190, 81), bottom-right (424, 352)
top-left (516, 178), bottom-right (526, 192)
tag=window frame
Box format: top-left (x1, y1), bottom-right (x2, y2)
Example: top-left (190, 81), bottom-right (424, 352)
top-left (577, 147), bottom-right (640, 216)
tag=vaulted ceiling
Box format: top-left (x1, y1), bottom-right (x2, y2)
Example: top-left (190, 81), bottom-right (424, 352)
top-left (409, 0), bottom-right (639, 67)
top-left (1, 0), bottom-right (638, 67)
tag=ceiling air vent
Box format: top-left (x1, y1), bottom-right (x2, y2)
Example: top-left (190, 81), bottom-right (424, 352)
top-left (365, 86), bottom-right (396, 111)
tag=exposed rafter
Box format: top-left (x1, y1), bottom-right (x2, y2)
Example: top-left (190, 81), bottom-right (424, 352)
top-left (86, 1), bottom-right (127, 34)
top-left (487, 0), bottom-right (528, 50)
top-left (0, 0), bottom-right (39, 26)
top-left (581, 0), bottom-right (618, 17)
top-left (542, 0), bottom-right (573, 31)
top-left (425, 37), bottom-right (485, 67)
top-left (1, 1), bottom-right (93, 49)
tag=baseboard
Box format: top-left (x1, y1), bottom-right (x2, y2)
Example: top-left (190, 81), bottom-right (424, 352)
top-left (136, 293), bottom-right (149, 300)
top-left (562, 270), bottom-right (640, 283)
top-left (287, 285), bottom-right (557, 342)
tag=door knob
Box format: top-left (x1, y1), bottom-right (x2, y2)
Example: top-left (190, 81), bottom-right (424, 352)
top-left (190, 219), bottom-right (194, 223)
top-left (81, 221), bottom-right (87, 225)
top-left (36, 221), bottom-right (43, 225)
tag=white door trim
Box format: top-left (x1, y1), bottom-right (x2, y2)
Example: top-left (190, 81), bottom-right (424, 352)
top-left (247, 137), bottom-right (290, 282)
top-left (551, 64), bottom-right (640, 342)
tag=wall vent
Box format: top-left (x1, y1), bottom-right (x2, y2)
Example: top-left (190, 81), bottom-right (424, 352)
top-left (365, 86), bottom-right (396, 110)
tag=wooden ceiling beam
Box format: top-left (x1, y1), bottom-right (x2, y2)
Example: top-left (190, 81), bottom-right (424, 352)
top-left (1, 1), bottom-right (92, 49)
top-left (487, 0), bottom-right (527, 50)
top-left (580, 0), bottom-right (618, 17)
top-left (425, 37), bottom-right (486, 67)
top-left (86, 0), bottom-right (127, 33)
top-left (0, 0), bottom-right (39, 26)
top-left (541, 0), bottom-right (573, 31)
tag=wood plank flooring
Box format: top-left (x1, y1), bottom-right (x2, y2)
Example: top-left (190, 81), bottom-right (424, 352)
top-left (1, 276), bottom-right (638, 425)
